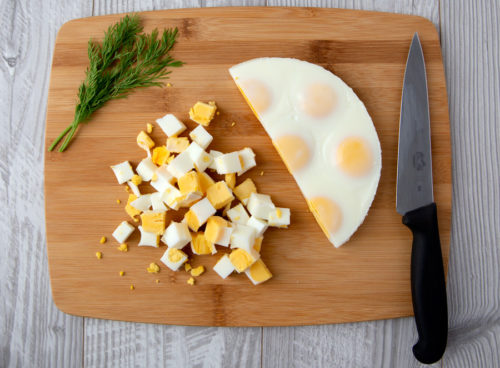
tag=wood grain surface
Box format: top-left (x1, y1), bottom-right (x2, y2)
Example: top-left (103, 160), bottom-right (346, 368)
top-left (44, 7), bottom-right (451, 327)
top-left (2, 0), bottom-right (499, 367)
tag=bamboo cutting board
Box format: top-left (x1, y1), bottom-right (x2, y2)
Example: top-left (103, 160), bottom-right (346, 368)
top-left (44, 7), bottom-right (451, 326)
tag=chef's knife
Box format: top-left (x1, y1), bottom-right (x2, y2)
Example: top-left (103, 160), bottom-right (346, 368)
top-left (397, 33), bottom-right (448, 364)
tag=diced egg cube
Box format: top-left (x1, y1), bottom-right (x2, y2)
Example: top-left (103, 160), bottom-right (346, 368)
top-left (152, 146), bottom-right (170, 166)
top-left (230, 224), bottom-right (257, 252)
top-left (189, 101), bottom-right (217, 126)
top-left (247, 216), bottom-right (268, 237)
top-left (160, 247), bottom-right (188, 271)
top-left (184, 198), bottom-right (216, 232)
top-left (205, 216), bottom-right (229, 244)
top-left (178, 171), bottom-right (202, 195)
top-left (233, 178), bottom-right (257, 206)
top-left (247, 193), bottom-right (275, 220)
top-left (112, 221), bottom-right (135, 243)
top-left (161, 182), bottom-right (182, 210)
top-left (206, 181), bottom-right (234, 210)
top-left (268, 207), bottom-right (291, 227)
top-left (127, 181), bottom-right (141, 197)
top-left (226, 203), bottom-right (250, 225)
top-left (167, 150), bottom-right (194, 179)
top-left (216, 226), bottom-right (233, 247)
top-left (229, 248), bottom-right (259, 273)
top-left (237, 147), bottom-right (257, 175)
top-left (245, 259), bottom-right (272, 285)
top-left (150, 192), bottom-right (167, 211)
top-left (140, 210), bottom-right (166, 235)
top-left (166, 137), bottom-right (189, 153)
top-left (137, 131), bottom-right (155, 151)
top-left (156, 113), bottom-right (186, 137)
top-left (172, 191), bottom-right (202, 208)
top-left (185, 142), bottom-right (212, 172)
top-left (136, 157), bottom-right (158, 181)
top-left (190, 232), bottom-right (216, 255)
top-left (150, 165), bottom-right (176, 193)
top-left (161, 221), bottom-right (191, 249)
top-left (138, 225), bottom-right (159, 247)
top-left (197, 171), bottom-right (215, 194)
top-left (130, 194), bottom-right (152, 212)
top-left (111, 161), bottom-right (134, 184)
top-left (215, 152), bottom-right (242, 174)
top-left (189, 125), bottom-right (213, 149)
top-left (208, 150), bottom-right (222, 170)
top-left (213, 254), bottom-right (235, 279)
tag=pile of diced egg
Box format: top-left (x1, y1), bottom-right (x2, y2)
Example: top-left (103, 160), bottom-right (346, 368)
top-left (110, 101), bottom-right (290, 285)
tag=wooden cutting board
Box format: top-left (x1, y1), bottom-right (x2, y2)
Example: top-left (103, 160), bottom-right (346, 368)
top-left (44, 7), bottom-right (451, 326)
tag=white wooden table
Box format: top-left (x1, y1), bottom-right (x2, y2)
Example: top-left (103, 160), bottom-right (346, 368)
top-left (1, 0), bottom-right (498, 367)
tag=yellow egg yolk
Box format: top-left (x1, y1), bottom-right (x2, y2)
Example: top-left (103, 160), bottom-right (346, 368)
top-left (248, 259), bottom-right (272, 283)
top-left (336, 137), bottom-right (373, 177)
top-left (307, 197), bottom-right (342, 239)
top-left (152, 146), bottom-right (170, 166)
top-left (229, 248), bottom-right (255, 272)
top-left (237, 79), bottom-right (271, 117)
top-left (197, 171), bottom-right (215, 195)
top-left (273, 135), bottom-right (311, 173)
top-left (233, 178), bottom-right (257, 203)
top-left (140, 211), bottom-right (166, 235)
top-left (205, 216), bottom-right (228, 244)
top-left (206, 181), bottom-right (234, 210)
top-left (190, 266), bottom-right (205, 277)
top-left (168, 248), bottom-right (186, 263)
top-left (191, 232), bottom-right (214, 255)
top-left (178, 171), bottom-right (202, 194)
top-left (298, 83), bottom-right (337, 118)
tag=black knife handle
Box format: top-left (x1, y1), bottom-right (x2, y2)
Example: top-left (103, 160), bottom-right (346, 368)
top-left (403, 202), bottom-right (448, 364)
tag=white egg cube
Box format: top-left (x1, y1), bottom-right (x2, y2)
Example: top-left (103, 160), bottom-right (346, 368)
top-left (138, 225), bottom-right (159, 247)
top-left (127, 181), bottom-right (141, 197)
top-left (156, 113), bottom-right (186, 137)
top-left (185, 142), bottom-right (212, 172)
top-left (215, 152), bottom-right (242, 174)
top-left (130, 194), bottom-right (152, 212)
top-left (166, 150), bottom-right (194, 179)
top-left (246, 216), bottom-right (268, 237)
top-left (208, 150), bottom-right (222, 170)
top-left (161, 221), bottom-right (191, 249)
top-left (150, 192), bottom-right (168, 211)
top-left (190, 198), bottom-right (216, 227)
top-left (216, 226), bottom-right (233, 247)
top-left (111, 161), bottom-right (135, 184)
top-left (160, 247), bottom-right (188, 271)
top-left (247, 193), bottom-right (275, 220)
top-left (189, 125), bottom-right (213, 149)
top-left (213, 254), bottom-right (235, 279)
top-left (112, 221), bottom-right (135, 243)
top-left (161, 183), bottom-right (183, 210)
top-left (268, 207), bottom-right (291, 227)
top-left (226, 203), bottom-right (250, 224)
top-left (136, 157), bottom-right (158, 181)
top-left (237, 147), bottom-right (257, 175)
top-left (230, 224), bottom-right (257, 251)
top-left (150, 165), bottom-right (175, 193)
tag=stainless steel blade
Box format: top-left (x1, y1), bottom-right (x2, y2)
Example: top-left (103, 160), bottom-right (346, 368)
top-left (396, 33), bottom-right (434, 215)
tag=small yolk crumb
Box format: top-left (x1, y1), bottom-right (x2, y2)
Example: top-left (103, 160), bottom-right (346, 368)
top-left (130, 285), bottom-right (135, 290)
top-left (146, 123), bottom-right (153, 133)
top-left (117, 243), bottom-right (128, 252)
top-left (185, 263), bottom-right (192, 272)
top-left (119, 271), bottom-right (125, 276)
top-left (187, 277), bottom-right (195, 285)
top-left (190, 266), bottom-right (205, 277)
top-left (167, 82), bottom-right (172, 87)
top-left (96, 252), bottom-right (102, 259)
top-left (147, 262), bottom-right (160, 273)
top-left (155, 279), bottom-right (160, 284)
top-left (125, 186), bottom-right (130, 192)
top-left (231, 122), bottom-right (236, 127)
top-left (131, 175), bottom-right (142, 186)
top-left (116, 199), bottom-right (121, 204)
top-left (260, 171), bottom-right (264, 176)
top-left (99, 236), bottom-right (107, 244)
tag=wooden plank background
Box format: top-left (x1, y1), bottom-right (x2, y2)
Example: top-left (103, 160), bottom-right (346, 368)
top-left (1, 0), bottom-right (498, 367)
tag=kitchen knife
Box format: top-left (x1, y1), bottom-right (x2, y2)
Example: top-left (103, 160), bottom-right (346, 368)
top-left (397, 33), bottom-right (448, 364)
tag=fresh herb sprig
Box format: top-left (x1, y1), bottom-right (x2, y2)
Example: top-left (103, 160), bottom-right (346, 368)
top-left (49, 14), bottom-right (183, 152)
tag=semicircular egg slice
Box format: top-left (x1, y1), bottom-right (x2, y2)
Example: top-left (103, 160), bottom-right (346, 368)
top-left (229, 58), bottom-right (382, 247)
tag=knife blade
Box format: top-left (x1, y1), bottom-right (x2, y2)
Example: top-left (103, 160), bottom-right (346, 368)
top-left (397, 33), bottom-right (448, 364)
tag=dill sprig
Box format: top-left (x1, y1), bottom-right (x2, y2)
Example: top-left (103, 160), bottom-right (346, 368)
top-left (49, 14), bottom-right (183, 152)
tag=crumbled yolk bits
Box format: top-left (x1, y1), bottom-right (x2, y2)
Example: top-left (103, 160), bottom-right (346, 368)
top-left (147, 123), bottom-right (153, 133)
top-left (137, 131), bottom-right (155, 150)
top-left (187, 277), bottom-right (195, 285)
top-left (131, 175), bottom-right (142, 186)
top-left (190, 265), bottom-right (205, 277)
top-left (96, 251), bottom-right (102, 259)
top-left (130, 285), bottom-right (135, 290)
top-left (119, 271), bottom-right (125, 276)
top-left (152, 146), bottom-right (170, 166)
top-left (189, 101), bottom-right (217, 126)
top-left (99, 236), bottom-right (107, 244)
top-left (147, 262), bottom-right (160, 273)
top-left (140, 211), bottom-right (166, 235)
top-left (117, 243), bottom-right (128, 252)
top-left (184, 263), bottom-right (192, 272)
top-left (116, 199), bottom-right (121, 204)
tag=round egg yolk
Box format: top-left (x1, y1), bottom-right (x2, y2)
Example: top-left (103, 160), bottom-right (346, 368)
top-left (336, 137), bottom-right (373, 177)
top-left (274, 135), bottom-right (311, 173)
top-left (307, 197), bottom-right (342, 237)
top-left (298, 83), bottom-right (337, 118)
top-left (237, 79), bottom-right (271, 116)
